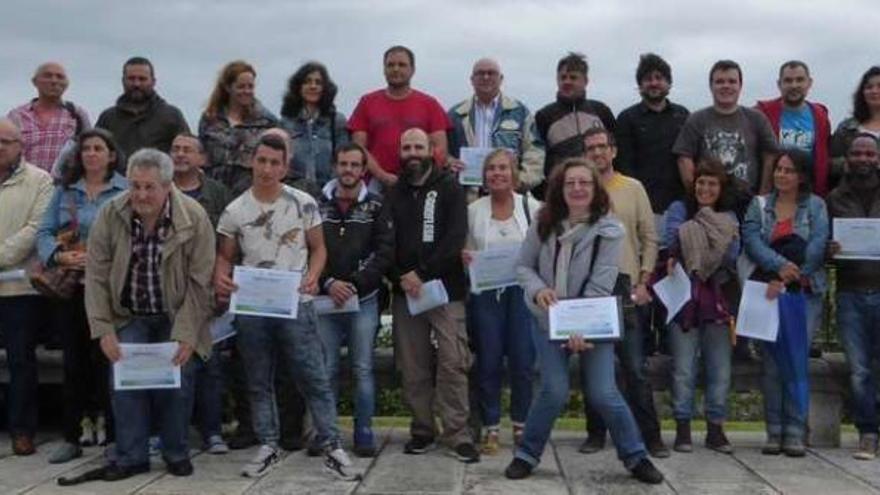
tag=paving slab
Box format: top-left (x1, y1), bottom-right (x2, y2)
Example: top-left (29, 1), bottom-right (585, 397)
top-left (461, 429), bottom-right (568, 495)
top-left (553, 434), bottom-right (675, 495)
top-left (809, 447), bottom-right (880, 493)
top-left (356, 428), bottom-right (464, 494)
top-left (735, 446), bottom-right (880, 495)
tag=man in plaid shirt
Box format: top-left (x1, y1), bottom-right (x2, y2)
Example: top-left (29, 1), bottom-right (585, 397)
top-left (7, 62), bottom-right (90, 173)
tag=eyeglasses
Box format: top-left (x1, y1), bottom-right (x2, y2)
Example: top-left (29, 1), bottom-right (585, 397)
top-left (0, 138), bottom-right (20, 146)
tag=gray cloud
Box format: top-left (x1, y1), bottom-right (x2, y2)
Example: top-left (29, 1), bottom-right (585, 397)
top-left (3, 0), bottom-right (879, 129)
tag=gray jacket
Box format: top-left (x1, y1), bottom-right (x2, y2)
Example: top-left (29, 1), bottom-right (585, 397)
top-left (517, 214), bottom-right (625, 332)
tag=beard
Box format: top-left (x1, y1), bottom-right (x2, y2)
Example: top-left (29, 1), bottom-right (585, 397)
top-left (401, 157), bottom-right (433, 182)
top-left (124, 88), bottom-right (153, 103)
top-left (783, 91), bottom-right (806, 106)
top-left (639, 88), bottom-right (669, 104)
top-left (848, 162), bottom-right (878, 179)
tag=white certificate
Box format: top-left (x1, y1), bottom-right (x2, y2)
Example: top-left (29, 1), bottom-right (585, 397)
top-left (313, 295), bottom-right (360, 315)
top-left (230, 266), bottom-right (301, 319)
top-left (113, 343), bottom-right (181, 391)
top-left (406, 279), bottom-right (449, 315)
top-left (735, 280), bottom-right (779, 342)
top-left (549, 296), bottom-right (623, 341)
top-left (652, 262), bottom-right (692, 324)
top-left (833, 218), bottom-right (880, 260)
top-left (468, 245), bottom-right (521, 293)
top-left (0, 269), bottom-right (26, 282)
top-left (209, 311), bottom-right (236, 344)
top-left (458, 147), bottom-right (493, 186)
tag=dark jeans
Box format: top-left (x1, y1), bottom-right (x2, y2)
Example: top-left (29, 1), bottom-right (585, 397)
top-left (194, 343), bottom-right (224, 442)
top-left (582, 302), bottom-right (662, 444)
top-left (838, 290), bottom-right (880, 434)
top-left (0, 295), bottom-right (41, 437)
top-left (52, 290), bottom-right (112, 444)
top-left (110, 315), bottom-right (196, 467)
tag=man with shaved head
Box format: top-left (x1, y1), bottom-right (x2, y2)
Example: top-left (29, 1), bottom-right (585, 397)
top-left (448, 58), bottom-right (545, 191)
top-left (7, 62), bottom-right (90, 173)
top-left (0, 118), bottom-right (54, 455)
top-left (386, 128), bottom-right (477, 462)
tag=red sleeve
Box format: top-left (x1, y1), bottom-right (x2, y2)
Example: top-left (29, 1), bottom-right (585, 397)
top-left (426, 95), bottom-right (452, 132)
top-left (347, 95), bottom-right (370, 133)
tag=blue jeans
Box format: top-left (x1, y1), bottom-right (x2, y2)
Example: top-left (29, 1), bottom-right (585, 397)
top-left (0, 296), bottom-right (41, 437)
top-left (670, 322), bottom-right (731, 423)
top-left (837, 290), bottom-right (880, 435)
top-left (193, 342), bottom-right (225, 442)
top-left (469, 287), bottom-right (536, 426)
top-left (235, 302), bottom-right (340, 448)
top-left (515, 327), bottom-right (646, 469)
top-left (315, 295), bottom-right (378, 431)
top-left (110, 315), bottom-right (196, 467)
top-left (762, 292), bottom-right (823, 437)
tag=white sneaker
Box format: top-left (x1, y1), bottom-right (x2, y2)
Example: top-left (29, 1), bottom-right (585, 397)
top-left (79, 417), bottom-right (95, 446)
top-left (242, 445), bottom-right (280, 478)
top-left (206, 435), bottom-right (230, 455)
top-left (324, 447), bottom-right (361, 481)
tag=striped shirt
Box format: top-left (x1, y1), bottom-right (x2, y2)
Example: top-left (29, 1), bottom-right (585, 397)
top-left (7, 100), bottom-right (90, 172)
top-left (123, 201), bottom-right (172, 315)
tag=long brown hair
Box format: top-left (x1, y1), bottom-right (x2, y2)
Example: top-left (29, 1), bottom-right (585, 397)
top-left (205, 60), bottom-right (256, 119)
top-left (536, 158), bottom-right (610, 241)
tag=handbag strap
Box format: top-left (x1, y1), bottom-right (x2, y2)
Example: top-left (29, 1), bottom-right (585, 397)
top-left (576, 235), bottom-right (602, 297)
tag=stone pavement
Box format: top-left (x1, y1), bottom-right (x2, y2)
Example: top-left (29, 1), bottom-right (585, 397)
top-left (2, 428), bottom-right (880, 494)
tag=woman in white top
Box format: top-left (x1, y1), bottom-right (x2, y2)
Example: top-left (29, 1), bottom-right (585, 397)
top-left (462, 149), bottom-right (540, 455)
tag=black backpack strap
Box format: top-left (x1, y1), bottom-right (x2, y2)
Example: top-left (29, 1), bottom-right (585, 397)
top-left (522, 194), bottom-right (531, 226)
top-left (576, 235), bottom-right (602, 297)
top-left (63, 102), bottom-right (84, 136)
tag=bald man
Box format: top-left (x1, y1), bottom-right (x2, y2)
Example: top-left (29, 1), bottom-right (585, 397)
top-left (7, 62), bottom-right (91, 172)
top-left (0, 118), bottom-right (54, 455)
top-left (448, 58), bottom-right (545, 191)
top-left (386, 128), bottom-right (477, 462)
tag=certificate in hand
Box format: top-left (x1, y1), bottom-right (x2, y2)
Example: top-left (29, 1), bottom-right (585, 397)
top-left (113, 343), bottom-right (181, 391)
top-left (468, 245), bottom-right (521, 293)
top-left (313, 295), bottom-right (360, 315)
top-left (833, 218), bottom-right (880, 260)
top-left (230, 266), bottom-right (301, 319)
top-left (652, 262), bottom-right (692, 324)
top-left (549, 296), bottom-right (623, 341)
top-left (735, 280), bottom-right (779, 342)
top-left (459, 147), bottom-right (493, 186)
top-left (406, 279), bottom-right (449, 316)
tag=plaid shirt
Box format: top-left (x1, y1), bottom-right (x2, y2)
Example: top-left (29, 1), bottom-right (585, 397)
top-left (123, 201), bottom-right (172, 315)
top-left (7, 100), bottom-right (90, 172)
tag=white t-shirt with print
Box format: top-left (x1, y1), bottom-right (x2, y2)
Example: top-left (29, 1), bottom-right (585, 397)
top-left (218, 185), bottom-right (322, 299)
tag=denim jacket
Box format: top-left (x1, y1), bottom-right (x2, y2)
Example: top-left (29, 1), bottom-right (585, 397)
top-left (741, 191), bottom-right (829, 293)
top-left (448, 93), bottom-right (545, 190)
top-left (280, 110), bottom-right (349, 188)
top-left (36, 172), bottom-right (128, 265)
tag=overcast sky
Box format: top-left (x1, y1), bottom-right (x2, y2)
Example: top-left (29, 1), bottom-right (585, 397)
top-left (3, 0), bottom-right (879, 129)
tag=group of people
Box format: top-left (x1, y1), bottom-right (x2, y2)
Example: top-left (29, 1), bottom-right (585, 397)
top-left (1, 45), bottom-right (879, 488)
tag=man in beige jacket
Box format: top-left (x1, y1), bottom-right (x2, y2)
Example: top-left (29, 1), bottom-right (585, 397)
top-left (0, 118), bottom-right (53, 456)
top-left (85, 148), bottom-right (215, 481)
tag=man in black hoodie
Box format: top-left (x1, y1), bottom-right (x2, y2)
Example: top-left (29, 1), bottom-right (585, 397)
top-left (96, 57), bottom-right (190, 159)
top-left (534, 52), bottom-right (616, 198)
top-left (386, 128), bottom-right (478, 463)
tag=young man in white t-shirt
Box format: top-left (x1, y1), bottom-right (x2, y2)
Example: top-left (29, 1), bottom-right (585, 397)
top-left (213, 134), bottom-right (358, 481)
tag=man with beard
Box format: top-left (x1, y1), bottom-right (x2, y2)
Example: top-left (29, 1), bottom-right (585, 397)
top-left (348, 46), bottom-right (451, 193)
top-left (386, 128), bottom-right (478, 463)
top-left (674, 60), bottom-right (778, 200)
top-left (7, 62), bottom-right (90, 173)
top-left (533, 52), bottom-right (616, 199)
top-left (315, 142), bottom-right (393, 458)
top-left (756, 61), bottom-right (832, 196)
top-left (96, 57), bottom-right (190, 160)
top-left (827, 134), bottom-right (880, 461)
top-left (616, 54), bottom-right (689, 231)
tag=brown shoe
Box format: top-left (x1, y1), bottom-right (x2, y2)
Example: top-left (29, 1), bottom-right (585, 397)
top-left (12, 435), bottom-right (35, 456)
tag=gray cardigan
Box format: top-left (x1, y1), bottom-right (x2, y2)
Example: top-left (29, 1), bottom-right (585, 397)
top-left (516, 213), bottom-right (625, 332)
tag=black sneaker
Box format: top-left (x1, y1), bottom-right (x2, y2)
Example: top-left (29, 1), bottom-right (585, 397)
top-left (452, 443), bottom-right (480, 463)
top-left (166, 458), bottom-right (193, 477)
top-left (102, 462), bottom-right (150, 481)
top-left (228, 429), bottom-right (258, 450)
top-left (279, 435), bottom-right (304, 452)
top-left (306, 438), bottom-right (323, 457)
top-left (646, 437), bottom-right (671, 459)
top-left (629, 458), bottom-right (664, 484)
top-left (577, 433), bottom-right (605, 454)
top-left (504, 458), bottom-right (533, 480)
top-left (404, 436), bottom-right (435, 454)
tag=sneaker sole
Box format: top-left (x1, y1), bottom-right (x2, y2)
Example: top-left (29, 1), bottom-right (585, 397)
top-left (404, 443), bottom-right (435, 455)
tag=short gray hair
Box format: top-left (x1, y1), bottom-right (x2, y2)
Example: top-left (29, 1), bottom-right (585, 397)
top-left (127, 148), bottom-right (174, 183)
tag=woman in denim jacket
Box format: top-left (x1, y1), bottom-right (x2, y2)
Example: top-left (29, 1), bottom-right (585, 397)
top-left (280, 62), bottom-right (349, 189)
top-left (36, 128), bottom-right (128, 464)
top-left (742, 148), bottom-right (829, 457)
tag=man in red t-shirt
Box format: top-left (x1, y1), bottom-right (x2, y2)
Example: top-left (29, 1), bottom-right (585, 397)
top-left (348, 45), bottom-right (450, 191)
